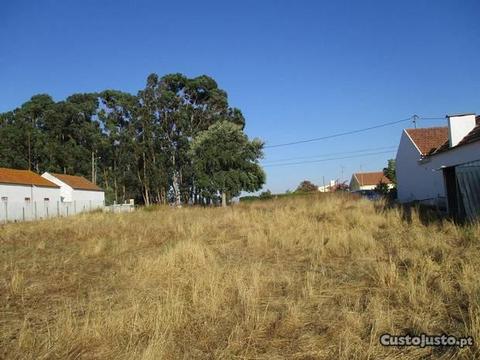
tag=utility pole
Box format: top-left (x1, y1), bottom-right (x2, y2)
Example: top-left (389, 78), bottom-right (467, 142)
top-left (412, 114), bottom-right (419, 129)
top-left (91, 151), bottom-right (95, 184)
top-left (359, 164), bottom-right (363, 188)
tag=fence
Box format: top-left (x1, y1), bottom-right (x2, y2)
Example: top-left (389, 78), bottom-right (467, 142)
top-left (104, 201), bottom-right (135, 214)
top-left (0, 199), bottom-right (105, 224)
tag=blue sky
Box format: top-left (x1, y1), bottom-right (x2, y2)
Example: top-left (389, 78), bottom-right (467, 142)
top-left (1, 0), bottom-right (479, 192)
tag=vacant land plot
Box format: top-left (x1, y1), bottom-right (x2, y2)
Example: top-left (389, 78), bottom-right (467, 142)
top-left (1, 195), bottom-right (479, 359)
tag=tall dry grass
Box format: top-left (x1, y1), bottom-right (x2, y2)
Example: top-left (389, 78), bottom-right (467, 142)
top-left (0, 194), bottom-right (479, 359)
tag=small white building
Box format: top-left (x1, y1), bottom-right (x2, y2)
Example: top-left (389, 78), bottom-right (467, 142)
top-left (349, 171), bottom-right (393, 192)
top-left (396, 126), bottom-right (448, 204)
top-left (318, 180), bottom-right (336, 192)
top-left (42, 172), bottom-right (105, 210)
top-left (0, 167), bottom-right (61, 222)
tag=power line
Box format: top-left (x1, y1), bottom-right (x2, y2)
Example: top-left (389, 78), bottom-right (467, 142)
top-left (262, 145), bottom-right (397, 165)
top-left (263, 150), bottom-right (395, 168)
top-left (416, 116), bottom-right (445, 120)
top-left (265, 116), bottom-right (413, 149)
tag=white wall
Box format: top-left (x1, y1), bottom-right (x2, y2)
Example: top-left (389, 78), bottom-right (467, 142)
top-left (349, 175), bottom-right (360, 192)
top-left (72, 190), bottom-right (105, 211)
top-left (426, 141), bottom-right (480, 169)
top-left (0, 180), bottom-right (106, 223)
top-left (0, 183), bottom-right (34, 202)
top-left (0, 184), bottom-right (62, 222)
top-left (448, 114), bottom-right (476, 147)
top-left (32, 186), bottom-right (61, 203)
top-left (396, 131), bottom-right (446, 203)
top-left (358, 185), bottom-right (377, 191)
top-left (42, 172), bottom-right (74, 202)
top-left (0, 183), bottom-right (61, 203)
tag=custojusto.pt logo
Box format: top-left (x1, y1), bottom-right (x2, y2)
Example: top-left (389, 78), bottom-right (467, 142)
top-left (380, 333), bottom-right (474, 348)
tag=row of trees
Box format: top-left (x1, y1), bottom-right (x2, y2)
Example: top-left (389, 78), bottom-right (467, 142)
top-left (0, 73), bottom-right (265, 205)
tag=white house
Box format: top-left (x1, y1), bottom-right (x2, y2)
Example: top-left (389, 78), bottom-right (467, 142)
top-left (318, 180), bottom-right (336, 192)
top-left (349, 171), bottom-right (393, 192)
top-left (0, 167), bottom-right (61, 222)
top-left (41, 172), bottom-right (105, 210)
top-left (396, 126), bottom-right (448, 204)
top-left (396, 113), bottom-right (480, 220)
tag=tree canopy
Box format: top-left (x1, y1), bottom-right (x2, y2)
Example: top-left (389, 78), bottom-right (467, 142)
top-left (295, 180), bottom-right (318, 193)
top-left (383, 159), bottom-right (396, 184)
top-left (0, 73), bottom-right (264, 205)
top-left (189, 121), bottom-right (265, 206)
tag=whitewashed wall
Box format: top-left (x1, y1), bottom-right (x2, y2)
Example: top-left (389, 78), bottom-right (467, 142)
top-left (0, 183), bottom-right (104, 223)
top-left (426, 141), bottom-right (480, 169)
top-left (72, 189), bottom-right (105, 204)
top-left (0, 183), bottom-right (35, 202)
top-left (349, 176), bottom-right (360, 192)
top-left (396, 131), bottom-right (446, 203)
top-left (41, 172), bottom-right (74, 201)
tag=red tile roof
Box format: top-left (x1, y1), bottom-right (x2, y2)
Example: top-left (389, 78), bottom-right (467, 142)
top-left (0, 168), bottom-right (59, 188)
top-left (51, 173), bottom-right (102, 191)
top-left (405, 127), bottom-right (449, 155)
top-left (354, 172), bottom-right (392, 186)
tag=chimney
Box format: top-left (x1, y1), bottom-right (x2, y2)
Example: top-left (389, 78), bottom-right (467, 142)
top-left (447, 113), bottom-right (476, 147)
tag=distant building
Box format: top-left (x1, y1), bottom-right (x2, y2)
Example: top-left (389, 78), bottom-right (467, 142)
top-left (42, 173), bottom-right (105, 209)
top-left (0, 167), bottom-right (60, 222)
top-left (349, 171), bottom-right (393, 192)
top-left (318, 180), bottom-right (336, 192)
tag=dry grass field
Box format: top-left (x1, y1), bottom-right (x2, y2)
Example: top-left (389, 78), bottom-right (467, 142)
top-left (1, 194), bottom-right (479, 359)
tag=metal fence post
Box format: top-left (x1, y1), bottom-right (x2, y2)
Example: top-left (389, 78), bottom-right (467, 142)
top-left (22, 207), bottom-right (25, 221)
top-left (57, 201), bottom-right (60, 217)
top-left (34, 202), bottom-right (37, 220)
top-left (4, 201), bottom-right (7, 224)
top-left (74, 201), bottom-right (77, 215)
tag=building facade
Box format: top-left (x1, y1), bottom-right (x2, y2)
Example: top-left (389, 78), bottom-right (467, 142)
top-left (42, 172), bottom-right (105, 209)
top-left (0, 168), bottom-right (61, 222)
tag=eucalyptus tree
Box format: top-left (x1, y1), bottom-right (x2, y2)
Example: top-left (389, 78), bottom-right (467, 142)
top-left (0, 72), bottom-right (263, 206)
top-left (189, 121), bottom-right (265, 206)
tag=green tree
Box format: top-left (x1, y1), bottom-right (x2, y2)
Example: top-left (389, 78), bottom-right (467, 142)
top-left (296, 180), bottom-right (318, 193)
top-left (189, 121), bottom-right (265, 206)
top-left (374, 181), bottom-right (390, 196)
top-left (383, 159), bottom-right (396, 184)
top-left (0, 73), bottom-right (261, 206)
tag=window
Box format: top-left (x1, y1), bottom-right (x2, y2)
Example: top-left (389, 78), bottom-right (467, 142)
top-left (25, 197), bottom-right (31, 202)
top-left (44, 198), bottom-right (50, 202)
top-left (1, 196), bottom-right (7, 201)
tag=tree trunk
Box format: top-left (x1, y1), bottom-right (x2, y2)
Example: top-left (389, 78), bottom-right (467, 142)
top-left (221, 192), bottom-right (227, 207)
top-left (142, 152), bottom-right (150, 206)
top-left (172, 153), bottom-right (181, 207)
top-left (91, 151), bottom-right (95, 184)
